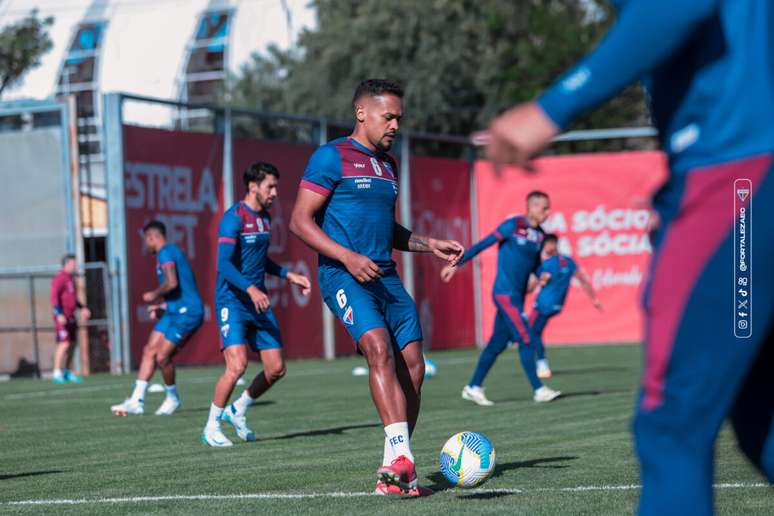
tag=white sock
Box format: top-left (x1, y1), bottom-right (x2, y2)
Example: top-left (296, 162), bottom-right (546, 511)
top-left (384, 422), bottom-right (413, 462)
top-left (208, 403), bottom-right (224, 426)
top-left (382, 436), bottom-right (396, 466)
top-left (53, 368), bottom-right (63, 378)
top-left (164, 384), bottom-right (179, 400)
top-left (231, 390), bottom-right (255, 417)
top-left (130, 380), bottom-right (148, 403)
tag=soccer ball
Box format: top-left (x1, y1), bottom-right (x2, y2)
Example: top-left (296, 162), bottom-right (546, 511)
top-left (439, 431), bottom-right (496, 488)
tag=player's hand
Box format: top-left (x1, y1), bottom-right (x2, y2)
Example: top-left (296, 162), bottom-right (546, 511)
top-left (247, 285), bottom-right (271, 313)
top-left (56, 314), bottom-right (67, 325)
top-left (429, 238), bottom-right (464, 266)
top-left (142, 291), bottom-right (158, 303)
top-left (539, 272), bottom-right (551, 286)
top-left (286, 272), bottom-right (312, 296)
top-left (472, 101), bottom-right (559, 172)
top-left (440, 265), bottom-right (458, 283)
top-left (343, 251), bottom-right (383, 283)
top-left (80, 307), bottom-right (91, 321)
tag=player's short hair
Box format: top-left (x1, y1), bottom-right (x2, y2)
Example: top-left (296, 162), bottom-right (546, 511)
top-left (526, 190), bottom-right (549, 203)
top-left (543, 233), bottom-right (559, 245)
top-left (352, 79), bottom-right (404, 110)
top-left (143, 220), bottom-right (167, 237)
top-left (243, 161), bottom-right (280, 190)
top-left (61, 253), bottom-right (76, 266)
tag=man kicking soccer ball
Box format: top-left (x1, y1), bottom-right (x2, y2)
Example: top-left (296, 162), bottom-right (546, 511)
top-left (290, 79), bottom-right (464, 495)
top-left (442, 191), bottom-right (560, 405)
top-left (201, 161), bottom-right (311, 447)
top-left (112, 220), bottom-right (204, 416)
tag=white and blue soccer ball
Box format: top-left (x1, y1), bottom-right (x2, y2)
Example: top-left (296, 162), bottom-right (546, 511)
top-left (439, 431), bottom-right (496, 488)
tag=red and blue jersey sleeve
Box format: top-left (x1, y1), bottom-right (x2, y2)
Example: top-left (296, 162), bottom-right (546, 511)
top-left (459, 217), bottom-right (516, 267)
top-left (217, 210), bottom-right (253, 292)
top-left (157, 246), bottom-right (175, 269)
top-left (300, 144), bottom-right (341, 197)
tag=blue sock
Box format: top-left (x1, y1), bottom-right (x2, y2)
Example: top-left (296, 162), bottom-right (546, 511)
top-left (518, 345), bottom-right (542, 390)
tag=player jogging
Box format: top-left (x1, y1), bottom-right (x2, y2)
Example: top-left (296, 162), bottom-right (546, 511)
top-left (50, 254), bottom-right (90, 384)
top-left (111, 221), bottom-right (204, 416)
top-left (476, 1), bottom-right (774, 513)
top-left (289, 79), bottom-right (464, 496)
top-left (201, 161), bottom-right (311, 448)
top-left (527, 233), bottom-right (602, 378)
top-left (442, 192), bottom-right (561, 406)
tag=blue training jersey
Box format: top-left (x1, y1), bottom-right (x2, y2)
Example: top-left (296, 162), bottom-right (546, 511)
top-left (538, 0), bottom-right (774, 174)
top-left (535, 254), bottom-right (577, 315)
top-left (300, 137), bottom-right (399, 272)
top-left (458, 215), bottom-right (544, 297)
top-left (215, 201), bottom-right (287, 307)
top-left (156, 243), bottom-right (203, 314)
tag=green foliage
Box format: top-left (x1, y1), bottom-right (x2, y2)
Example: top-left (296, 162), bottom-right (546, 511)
top-left (0, 10), bottom-right (54, 96)
top-left (229, 0), bottom-right (649, 143)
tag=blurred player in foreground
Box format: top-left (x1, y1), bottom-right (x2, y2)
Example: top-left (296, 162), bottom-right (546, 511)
top-left (528, 233), bottom-right (602, 378)
top-left (290, 79), bottom-right (464, 495)
top-left (50, 254), bottom-right (90, 384)
top-left (111, 221), bottom-right (204, 416)
top-left (201, 162), bottom-right (311, 447)
top-left (475, 1), bottom-right (774, 513)
top-left (442, 192), bottom-right (560, 405)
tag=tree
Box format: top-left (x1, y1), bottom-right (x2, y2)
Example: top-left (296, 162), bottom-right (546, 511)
top-left (230, 0), bottom-right (650, 150)
top-left (0, 10), bottom-right (54, 97)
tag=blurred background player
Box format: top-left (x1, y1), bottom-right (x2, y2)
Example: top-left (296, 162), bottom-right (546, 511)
top-left (111, 221), bottom-right (204, 416)
top-left (290, 79), bottom-right (463, 495)
top-left (476, 0), bottom-right (774, 513)
top-left (202, 162), bottom-right (311, 448)
top-left (50, 253), bottom-right (90, 384)
top-left (442, 192), bottom-right (560, 405)
top-left (528, 233), bottom-right (602, 378)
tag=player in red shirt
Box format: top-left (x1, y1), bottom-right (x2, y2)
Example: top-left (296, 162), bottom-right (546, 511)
top-left (50, 254), bottom-right (90, 384)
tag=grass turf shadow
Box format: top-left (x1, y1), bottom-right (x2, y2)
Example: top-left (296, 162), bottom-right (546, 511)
top-left (424, 456), bottom-right (578, 490)
top-left (256, 422), bottom-right (381, 442)
top-left (0, 470), bottom-right (64, 481)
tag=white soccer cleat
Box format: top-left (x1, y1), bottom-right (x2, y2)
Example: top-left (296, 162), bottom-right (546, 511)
top-left (222, 408), bottom-right (257, 442)
top-left (537, 360), bottom-right (553, 379)
top-left (201, 424), bottom-right (233, 447)
top-left (111, 399), bottom-right (144, 416)
top-left (154, 397), bottom-right (181, 416)
top-left (533, 386), bottom-right (562, 403)
top-left (462, 385), bottom-right (494, 406)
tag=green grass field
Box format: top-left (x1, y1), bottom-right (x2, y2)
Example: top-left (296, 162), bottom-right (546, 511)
top-left (1, 344), bottom-right (771, 515)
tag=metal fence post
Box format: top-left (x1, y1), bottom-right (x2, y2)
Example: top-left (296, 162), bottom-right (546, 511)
top-left (466, 146), bottom-right (484, 348)
top-left (399, 133), bottom-right (415, 298)
top-left (223, 106), bottom-right (234, 208)
top-left (28, 276), bottom-right (41, 378)
top-left (319, 117), bottom-right (336, 361)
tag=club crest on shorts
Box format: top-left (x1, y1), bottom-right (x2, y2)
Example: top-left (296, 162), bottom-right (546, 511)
top-left (737, 188), bottom-right (750, 202)
top-left (343, 306), bottom-right (354, 325)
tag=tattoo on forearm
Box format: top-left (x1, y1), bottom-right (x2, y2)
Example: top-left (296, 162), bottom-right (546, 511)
top-left (408, 234), bottom-right (432, 252)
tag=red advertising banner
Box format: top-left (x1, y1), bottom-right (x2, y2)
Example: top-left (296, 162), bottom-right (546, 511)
top-left (123, 126), bottom-right (224, 365)
top-left (474, 152), bottom-right (668, 345)
top-left (231, 138), bottom-right (323, 358)
top-left (410, 155), bottom-right (475, 349)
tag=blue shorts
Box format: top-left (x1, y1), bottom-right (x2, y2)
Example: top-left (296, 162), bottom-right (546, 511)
top-left (216, 301), bottom-right (282, 352)
top-left (153, 308), bottom-right (203, 346)
top-left (319, 266), bottom-right (422, 350)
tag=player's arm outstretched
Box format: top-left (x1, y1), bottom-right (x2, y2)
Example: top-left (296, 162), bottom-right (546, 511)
top-left (574, 268), bottom-right (602, 311)
top-left (143, 260), bottom-right (178, 304)
top-left (290, 188), bottom-right (383, 283)
top-left (393, 222), bottom-right (464, 263)
top-left (440, 219), bottom-right (512, 283)
top-left (266, 257), bottom-right (312, 296)
top-left (478, 0), bottom-right (718, 168)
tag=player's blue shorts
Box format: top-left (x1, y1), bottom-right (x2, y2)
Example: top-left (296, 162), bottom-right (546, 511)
top-left (318, 265), bottom-right (422, 350)
top-left (153, 307), bottom-right (203, 346)
top-left (216, 300), bottom-right (282, 352)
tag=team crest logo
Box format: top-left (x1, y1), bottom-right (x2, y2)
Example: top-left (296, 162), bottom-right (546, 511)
top-left (343, 306), bottom-right (354, 325)
top-left (220, 324), bottom-right (230, 338)
top-left (369, 157), bottom-right (383, 176)
top-left (737, 188), bottom-right (750, 202)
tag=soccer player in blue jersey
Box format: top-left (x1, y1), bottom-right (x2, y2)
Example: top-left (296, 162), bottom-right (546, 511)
top-left (111, 221), bottom-right (204, 416)
top-left (476, 1), bottom-right (774, 513)
top-left (201, 162), bottom-right (311, 448)
top-left (527, 234), bottom-right (602, 378)
top-left (442, 192), bottom-right (561, 406)
top-left (289, 79), bottom-right (464, 495)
